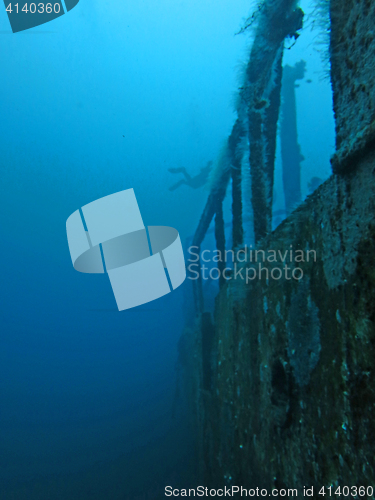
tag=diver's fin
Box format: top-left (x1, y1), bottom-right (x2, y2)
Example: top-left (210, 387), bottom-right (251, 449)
top-left (169, 180), bottom-right (186, 191)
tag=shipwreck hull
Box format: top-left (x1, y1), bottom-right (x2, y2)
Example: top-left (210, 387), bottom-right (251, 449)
top-left (194, 155), bottom-right (375, 488)
top-left (189, 0), bottom-right (375, 490)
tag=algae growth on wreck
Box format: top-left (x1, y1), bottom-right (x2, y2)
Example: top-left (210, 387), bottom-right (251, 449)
top-left (0, 0), bottom-right (373, 498)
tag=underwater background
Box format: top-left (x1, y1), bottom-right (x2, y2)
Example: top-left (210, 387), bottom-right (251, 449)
top-left (0, 0), bottom-right (336, 498)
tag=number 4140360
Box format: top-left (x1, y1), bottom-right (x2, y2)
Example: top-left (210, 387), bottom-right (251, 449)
top-left (6, 3), bottom-right (61, 14)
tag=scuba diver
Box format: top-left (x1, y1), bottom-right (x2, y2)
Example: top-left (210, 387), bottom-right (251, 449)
top-left (168, 161), bottom-right (212, 191)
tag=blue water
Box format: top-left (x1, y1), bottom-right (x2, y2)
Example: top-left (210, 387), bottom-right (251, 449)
top-left (0, 0), bottom-right (335, 497)
top-left (0, 234), bottom-right (191, 495)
